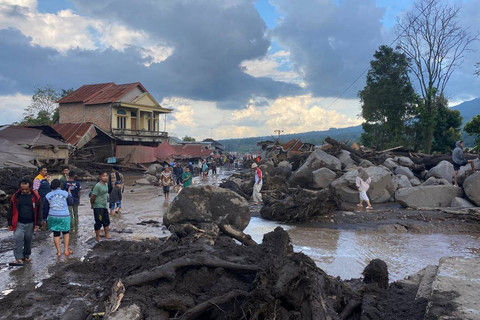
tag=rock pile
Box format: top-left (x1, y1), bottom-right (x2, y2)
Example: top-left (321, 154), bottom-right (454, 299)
top-left (222, 137), bottom-right (480, 221)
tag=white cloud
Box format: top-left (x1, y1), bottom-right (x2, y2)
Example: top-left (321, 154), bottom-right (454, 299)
top-left (0, 92), bottom-right (30, 125)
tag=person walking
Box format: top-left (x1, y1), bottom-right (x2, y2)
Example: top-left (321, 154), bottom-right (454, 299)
top-left (90, 171), bottom-right (110, 242)
top-left (160, 166), bottom-right (174, 201)
top-left (63, 171), bottom-right (81, 232)
top-left (251, 163), bottom-right (263, 205)
top-left (182, 167), bottom-right (193, 188)
top-left (452, 140), bottom-right (475, 186)
top-left (59, 166), bottom-right (69, 184)
top-left (108, 166), bottom-right (124, 194)
top-left (109, 181), bottom-right (123, 215)
top-left (7, 179), bottom-right (42, 265)
top-left (45, 179), bottom-right (73, 257)
top-left (356, 168), bottom-right (373, 210)
top-left (33, 167), bottom-right (51, 225)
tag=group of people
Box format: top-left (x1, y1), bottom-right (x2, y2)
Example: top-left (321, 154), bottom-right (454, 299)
top-left (159, 163), bottom-right (195, 202)
top-left (7, 166), bottom-right (124, 266)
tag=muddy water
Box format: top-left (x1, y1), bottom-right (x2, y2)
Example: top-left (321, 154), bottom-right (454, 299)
top-left (1, 167), bottom-right (480, 298)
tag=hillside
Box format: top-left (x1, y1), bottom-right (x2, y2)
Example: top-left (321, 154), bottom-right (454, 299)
top-left (219, 125), bottom-right (363, 152)
top-left (452, 98), bottom-right (480, 147)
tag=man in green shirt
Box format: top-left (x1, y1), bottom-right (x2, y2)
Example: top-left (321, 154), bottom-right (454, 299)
top-left (182, 167), bottom-right (193, 187)
top-left (90, 171), bottom-right (110, 241)
top-left (59, 166), bottom-right (69, 184)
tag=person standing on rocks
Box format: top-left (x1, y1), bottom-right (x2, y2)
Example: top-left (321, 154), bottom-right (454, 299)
top-left (45, 179), bottom-right (73, 257)
top-left (160, 166), bottom-right (174, 202)
top-left (7, 179), bottom-right (42, 265)
top-left (251, 163), bottom-right (263, 205)
top-left (356, 168), bottom-right (373, 210)
top-left (33, 167), bottom-right (51, 227)
top-left (63, 171), bottom-right (81, 232)
top-left (90, 171), bottom-right (110, 242)
top-left (452, 140), bottom-right (475, 186)
top-left (182, 167), bottom-right (193, 188)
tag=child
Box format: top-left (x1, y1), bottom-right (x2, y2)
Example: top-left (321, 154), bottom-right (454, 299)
top-left (182, 167), bottom-right (193, 188)
top-left (109, 181), bottom-right (122, 215)
top-left (160, 166), bottom-right (174, 202)
top-left (356, 168), bottom-right (373, 210)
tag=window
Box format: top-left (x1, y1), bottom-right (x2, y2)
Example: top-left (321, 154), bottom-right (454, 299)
top-left (117, 116), bottom-right (126, 129)
top-left (117, 109), bottom-right (126, 115)
top-left (131, 111), bottom-right (137, 117)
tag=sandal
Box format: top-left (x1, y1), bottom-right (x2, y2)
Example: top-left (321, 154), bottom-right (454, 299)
top-left (356, 204), bottom-right (363, 207)
top-left (24, 257), bottom-right (32, 262)
top-left (64, 249), bottom-right (74, 256)
top-left (366, 206), bottom-right (373, 210)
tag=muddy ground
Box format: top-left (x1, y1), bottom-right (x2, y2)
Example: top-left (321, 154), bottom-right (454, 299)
top-left (0, 170), bottom-right (479, 319)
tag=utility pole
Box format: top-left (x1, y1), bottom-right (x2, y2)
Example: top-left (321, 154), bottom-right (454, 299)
top-left (274, 129), bottom-right (284, 142)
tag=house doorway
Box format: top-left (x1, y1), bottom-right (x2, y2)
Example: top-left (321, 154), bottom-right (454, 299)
top-left (131, 111), bottom-right (137, 130)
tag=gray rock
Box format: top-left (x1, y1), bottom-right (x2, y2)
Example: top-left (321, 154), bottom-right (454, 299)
top-left (331, 167), bottom-right (395, 203)
top-left (144, 174), bottom-right (157, 183)
top-left (383, 158), bottom-right (398, 171)
top-left (395, 185), bottom-right (463, 208)
top-left (410, 177), bottom-right (421, 186)
top-left (359, 159), bottom-right (374, 167)
top-left (275, 161), bottom-right (292, 178)
top-left (396, 156), bottom-right (414, 167)
top-left (463, 172), bottom-right (480, 206)
top-left (135, 178), bottom-right (152, 185)
top-left (450, 197), bottom-right (475, 208)
top-left (422, 177), bottom-right (450, 186)
top-left (312, 168), bottom-right (336, 189)
top-left (393, 174), bottom-right (412, 189)
top-left (289, 149), bottom-right (341, 187)
top-left (145, 163), bottom-right (163, 176)
top-left (259, 163), bottom-right (275, 176)
top-left (108, 304), bottom-right (142, 320)
top-left (336, 150), bottom-right (355, 169)
top-left (425, 160), bottom-right (454, 183)
top-left (394, 166), bottom-right (415, 179)
top-left (163, 185), bottom-right (251, 231)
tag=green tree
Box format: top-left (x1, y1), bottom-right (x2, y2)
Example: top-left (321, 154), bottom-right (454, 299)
top-left (182, 136), bottom-right (196, 142)
top-left (19, 86), bottom-right (73, 125)
top-left (397, 0), bottom-right (478, 153)
top-left (464, 114), bottom-right (480, 149)
top-left (431, 95), bottom-right (462, 153)
top-left (359, 45), bottom-right (417, 149)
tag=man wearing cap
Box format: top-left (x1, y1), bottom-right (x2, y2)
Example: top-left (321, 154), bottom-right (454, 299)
top-left (251, 163), bottom-right (263, 205)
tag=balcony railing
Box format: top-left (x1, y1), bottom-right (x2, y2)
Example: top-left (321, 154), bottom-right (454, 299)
top-left (112, 129), bottom-right (168, 138)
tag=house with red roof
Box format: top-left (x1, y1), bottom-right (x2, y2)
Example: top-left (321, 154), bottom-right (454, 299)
top-left (57, 82), bottom-right (172, 143)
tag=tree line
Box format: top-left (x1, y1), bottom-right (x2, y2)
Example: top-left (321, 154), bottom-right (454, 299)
top-left (359, 0), bottom-right (480, 153)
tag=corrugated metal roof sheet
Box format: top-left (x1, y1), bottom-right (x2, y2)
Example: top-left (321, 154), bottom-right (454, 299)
top-left (0, 126), bottom-right (68, 147)
top-left (84, 82), bottom-right (146, 105)
top-left (56, 83), bottom-right (115, 104)
top-left (51, 123), bottom-right (97, 148)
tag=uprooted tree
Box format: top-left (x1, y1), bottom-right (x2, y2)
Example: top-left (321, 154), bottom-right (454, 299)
top-left (396, 0), bottom-right (479, 153)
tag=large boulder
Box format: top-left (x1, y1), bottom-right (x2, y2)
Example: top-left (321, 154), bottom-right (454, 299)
top-left (259, 163), bottom-right (275, 177)
top-left (394, 166), bottom-right (415, 179)
top-left (450, 197), bottom-right (475, 208)
top-left (331, 166), bottom-right (395, 203)
top-left (393, 174), bottom-right (412, 189)
top-left (163, 185), bottom-right (251, 231)
top-left (135, 178), bottom-right (152, 185)
top-left (383, 158), bottom-right (398, 171)
top-left (395, 185), bottom-right (463, 208)
top-left (275, 161), bottom-right (292, 178)
top-left (289, 149), bottom-right (341, 188)
top-left (396, 156), bottom-right (414, 167)
top-left (359, 160), bottom-right (374, 168)
top-left (425, 160), bottom-right (454, 183)
top-left (145, 163), bottom-right (163, 176)
top-left (336, 150), bottom-right (355, 169)
top-left (312, 168), bottom-right (337, 189)
top-left (410, 177), bottom-right (421, 186)
top-left (463, 172), bottom-right (480, 206)
top-left (422, 177), bottom-right (450, 186)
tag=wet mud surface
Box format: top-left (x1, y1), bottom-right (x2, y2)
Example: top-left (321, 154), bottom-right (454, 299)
top-left (0, 169), bottom-right (479, 319)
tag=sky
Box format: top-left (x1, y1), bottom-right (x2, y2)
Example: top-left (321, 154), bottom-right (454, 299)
top-left (0, 0), bottom-right (479, 140)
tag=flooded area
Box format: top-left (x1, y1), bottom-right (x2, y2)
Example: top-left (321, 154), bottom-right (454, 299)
top-left (1, 168), bottom-right (480, 299)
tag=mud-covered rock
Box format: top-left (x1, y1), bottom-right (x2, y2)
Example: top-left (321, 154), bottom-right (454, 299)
top-left (365, 166), bottom-right (396, 203)
top-left (396, 156), bottom-right (414, 167)
top-left (134, 178), bottom-right (152, 185)
top-left (164, 185), bottom-right (251, 231)
top-left (275, 161), bottom-right (292, 178)
top-left (145, 163), bottom-right (163, 176)
top-left (289, 150), bottom-right (341, 188)
top-left (383, 158), bottom-right (398, 171)
top-left (394, 166), bottom-right (415, 179)
top-left (450, 197), bottom-right (475, 208)
top-left (463, 172), bottom-right (480, 206)
top-left (312, 168), bottom-right (336, 189)
top-left (422, 177), bottom-right (450, 186)
top-left (395, 185), bottom-right (463, 208)
top-left (219, 180), bottom-right (248, 199)
top-left (359, 159), bottom-right (374, 167)
top-left (425, 160), bottom-right (454, 183)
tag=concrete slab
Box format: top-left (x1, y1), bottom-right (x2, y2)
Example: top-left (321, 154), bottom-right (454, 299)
top-left (425, 257), bottom-right (480, 320)
top-left (415, 265), bottom-right (437, 300)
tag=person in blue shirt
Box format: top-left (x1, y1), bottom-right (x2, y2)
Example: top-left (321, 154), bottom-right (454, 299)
top-left (45, 179), bottom-right (73, 257)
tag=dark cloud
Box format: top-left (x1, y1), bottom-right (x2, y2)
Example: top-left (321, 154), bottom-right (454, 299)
top-left (0, 0), bottom-right (301, 108)
top-left (272, 0), bottom-right (387, 99)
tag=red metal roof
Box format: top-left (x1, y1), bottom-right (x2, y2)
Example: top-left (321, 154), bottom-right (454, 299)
top-left (56, 82), bottom-right (147, 105)
top-left (56, 83), bottom-right (115, 104)
top-left (171, 144), bottom-right (213, 159)
top-left (51, 123), bottom-right (97, 148)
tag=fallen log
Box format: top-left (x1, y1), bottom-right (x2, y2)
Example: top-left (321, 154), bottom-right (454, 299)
top-left (325, 137), bottom-right (363, 163)
top-left (178, 290), bottom-right (250, 320)
top-left (219, 223), bottom-right (258, 247)
top-left (123, 254), bottom-right (258, 287)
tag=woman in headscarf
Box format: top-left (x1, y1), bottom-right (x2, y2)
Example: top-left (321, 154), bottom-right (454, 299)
top-left (356, 168), bottom-right (373, 210)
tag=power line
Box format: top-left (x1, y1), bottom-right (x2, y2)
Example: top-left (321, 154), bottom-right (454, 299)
top-left (323, 0), bottom-right (436, 111)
